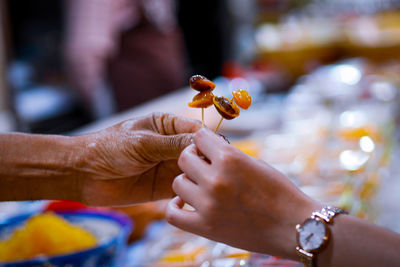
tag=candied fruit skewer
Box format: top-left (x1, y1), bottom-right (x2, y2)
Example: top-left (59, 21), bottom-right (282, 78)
top-left (213, 96), bottom-right (234, 133)
top-left (232, 89), bottom-right (252, 110)
top-left (189, 75), bottom-right (216, 92)
top-left (188, 90), bottom-right (214, 127)
top-left (188, 75), bottom-right (216, 127)
top-left (214, 117), bottom-right (224, 133)
top-left (213, 90), bottom-right (252, 133)
top-left (213, 96), bottom-right (240, 133)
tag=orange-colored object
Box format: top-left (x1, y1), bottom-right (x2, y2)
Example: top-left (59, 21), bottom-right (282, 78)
top-left (338, 125), bottom-right (380, 141)
top-left (189, 75), bottom-right (216, 92)
top-left (232, 89), bottom-right (252, 110)
top-left (213, 96), bottom-right (240, 120)
top-left (0, 213), bottom-right (97, 262)
top-left (159, 246), bottom-right (207, 263)
top-left (188, 90), bottom-right (214, 108)
top-left (232, 139), bottom-right (260, 158)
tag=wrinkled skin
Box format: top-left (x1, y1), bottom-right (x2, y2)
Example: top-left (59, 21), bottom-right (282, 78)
top-left (77, 113), bottom-right (201, 206)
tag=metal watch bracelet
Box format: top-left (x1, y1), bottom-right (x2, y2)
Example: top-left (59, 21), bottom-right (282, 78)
top-left (296, 206), bottom-right (348, 267)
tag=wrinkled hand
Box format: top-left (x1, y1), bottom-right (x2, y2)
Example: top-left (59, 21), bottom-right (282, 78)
top-left (166, 128), bottom-right (321, 260)
top-left (76, 113), bottom-right (201, 206)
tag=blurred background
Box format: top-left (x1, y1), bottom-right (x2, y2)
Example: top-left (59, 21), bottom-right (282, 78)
top-left (0, 0), bottom-right (238, 133)
top-left (2, 0), bottom-right (400, 266)
top-left (1, 0), bottom-right (400, 134)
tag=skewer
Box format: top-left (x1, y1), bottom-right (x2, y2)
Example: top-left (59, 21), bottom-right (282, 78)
top-left (188, 75), bottom-right (215, 128)
top-left (214, 117), bottom-right (223, 133)
top-left (213, 97), bottom-right (233, 132)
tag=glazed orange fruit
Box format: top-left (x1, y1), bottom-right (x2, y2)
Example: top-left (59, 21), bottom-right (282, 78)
top-left (189, 75), bottom-right (216, 92)
top-left (188, 90), bottom-right (214, 108)
top-left (213, 96), bottom-right (240, 120)
top-left (232, 89), bottom-right (251, 110)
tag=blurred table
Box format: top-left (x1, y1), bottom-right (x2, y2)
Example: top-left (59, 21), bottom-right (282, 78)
top-left (72, 88), bottom-right (193, 135)
top-left (72, 86), bottom-right (280, 136)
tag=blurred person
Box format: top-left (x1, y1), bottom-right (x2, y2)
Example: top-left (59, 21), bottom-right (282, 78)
top-left (167, 128), bottom-right (400, 267)
top-left (176, 0), bottom-right (231, 79)
top-left (0, 113), bottom-right (200, 206)
top-left (64, 0), bottom-right (186, 116)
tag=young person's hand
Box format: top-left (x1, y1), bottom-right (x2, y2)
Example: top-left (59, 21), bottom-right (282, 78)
top-left (166, 128), bottom-right (321, 259)
top-left (167, 128), bottom-right (400, 267)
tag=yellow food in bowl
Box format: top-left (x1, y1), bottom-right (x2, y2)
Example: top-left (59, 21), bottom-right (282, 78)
top-left (0, 213), bottom-right (97, 262)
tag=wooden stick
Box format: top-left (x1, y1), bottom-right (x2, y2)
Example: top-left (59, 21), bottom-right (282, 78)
top-left (214, 117), bottom-right (223, 133)
top-left (214, 97), bottom-right (234, 132)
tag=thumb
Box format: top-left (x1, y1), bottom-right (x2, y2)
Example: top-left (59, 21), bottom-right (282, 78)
top-left (140, 133), bottom-right (194, 162)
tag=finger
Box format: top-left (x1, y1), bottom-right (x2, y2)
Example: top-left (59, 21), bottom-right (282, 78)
top-left (172, 174), bottom-right (202, 208)
top-left (166, 196), bottom-right (204, 234)
top-left (193, 128), bottom-right (230, 161)
top-left (140, 132), bottom-right (194, 161)
top-left (151, 112), bottom-right (202, 135)
top-left (178, 144), bottom-right (210, 185)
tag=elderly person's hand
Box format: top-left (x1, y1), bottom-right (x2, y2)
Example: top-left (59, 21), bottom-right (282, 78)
top-left (0, 113), bottom-right (201, 206)
top-left (77, 113), bottom-right (201, 205)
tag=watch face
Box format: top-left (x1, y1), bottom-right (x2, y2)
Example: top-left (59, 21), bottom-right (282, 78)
top-left (298, 218), bottom-right (328, 251)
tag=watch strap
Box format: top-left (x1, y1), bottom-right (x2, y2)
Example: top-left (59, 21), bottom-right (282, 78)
top-left (312, 206), bottom-right (348, 224)
top-left (296, 246), bottom-right (316, 267)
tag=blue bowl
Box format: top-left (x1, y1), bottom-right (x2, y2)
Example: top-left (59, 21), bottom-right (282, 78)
top-left (0, 210), bottom-right (133, 267)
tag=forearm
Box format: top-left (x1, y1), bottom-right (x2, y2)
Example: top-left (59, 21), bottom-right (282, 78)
top-left (0, 133), bottom-right (85, 202)
top-left (318, 214), bottom-right (400, 267)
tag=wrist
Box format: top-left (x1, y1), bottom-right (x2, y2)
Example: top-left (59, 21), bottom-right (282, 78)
top-left (33, 135), bottom-right (86, 202)
top-left (0, 133), bottom-right (86, 202)
top-left (282, 200), bottom-right (323, 261)
top-left (294, 205), bottom-right (347, 267)
top-left (63, 135), bottom-right (87, 202)
top-left (67, 134), bottom-right (97, 202)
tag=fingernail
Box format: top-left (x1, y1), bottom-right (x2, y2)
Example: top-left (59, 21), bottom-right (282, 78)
top-left (218, 133), bottom-right (230, 144)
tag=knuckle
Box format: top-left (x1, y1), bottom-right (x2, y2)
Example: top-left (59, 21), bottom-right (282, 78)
top-left (151, 111), bottom-right (163, 118)
top-left (208, 176), bottom-right (230, 195)
top-left (131, 131), bottom-right (147, 144)
top-left (217, 149), bottom-right (233, 163)
top-left (218, 149), bottom-right (241, 167)
top-left (194, 128), bottom-right (207, 140)
top-left (178, 146), bottom-right (193, 167)
top-left (165, 208), bottom-right (175, 224)
top-left (172, 176), bottom-right (182, 193)
top-left (150, 112), bottom-right (164, 124)
top-left (131, 133), bottom-right (150, 152)
top-left (120, 119), bottom-right (136, 130)
top-left (178, 151), bottom-right (188, 168)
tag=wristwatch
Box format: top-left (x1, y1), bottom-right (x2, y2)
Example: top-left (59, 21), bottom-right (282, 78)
top-left (295, 206), bottom-right (347, 267)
